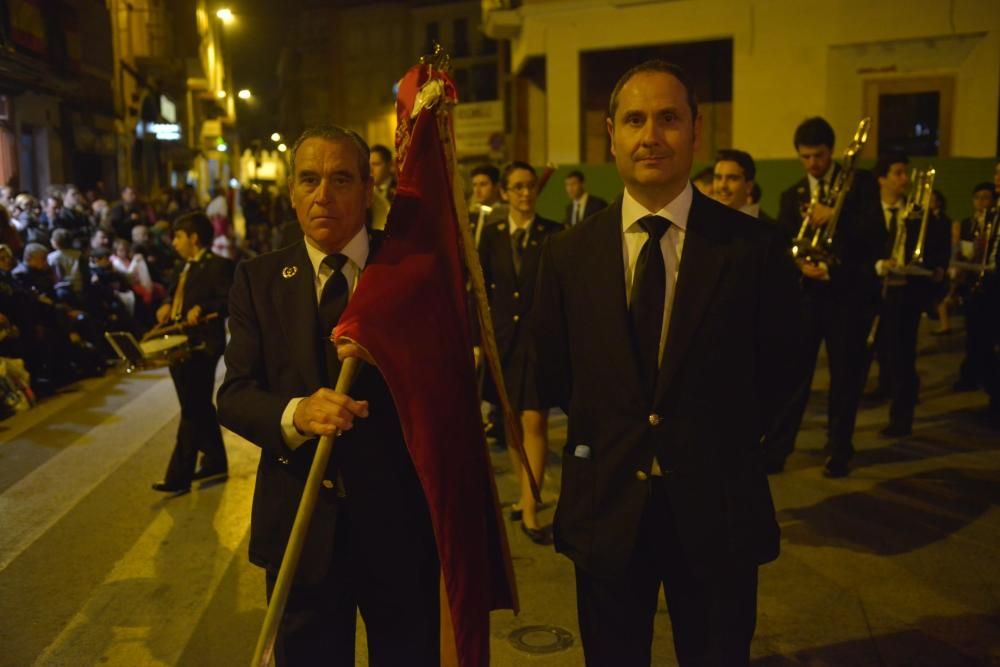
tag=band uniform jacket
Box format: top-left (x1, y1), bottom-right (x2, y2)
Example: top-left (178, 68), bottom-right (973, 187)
top-left (882, 209), bottom-right (952, 303)
top-left (777, 166), bottom-right (884, 307)
top-left (216, 235), bottom-right (426, 585)
top-left (165, 250), bottom-right (234, 356)
top-left (563, 195), bottom-right (609, 226)
top-left (479, 215), bottom-right (563, 407)
top-left (531, 190), bottom-right (803, 577)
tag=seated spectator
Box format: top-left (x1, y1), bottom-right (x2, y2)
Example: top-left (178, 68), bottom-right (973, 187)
top-left (111, 237), bottom-right (160, 314)
top-left (0, 204), bottom-right (23, 260)
top-left (12, 194), bottom-right (49, 247)
top-left (47, 229), bottom-right (84, 300)
top-left (87, 248), bottom-right (142, 335)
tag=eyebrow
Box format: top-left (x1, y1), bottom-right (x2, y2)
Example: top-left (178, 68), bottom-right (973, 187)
top-left (297, 168), bottom-right (356, 180)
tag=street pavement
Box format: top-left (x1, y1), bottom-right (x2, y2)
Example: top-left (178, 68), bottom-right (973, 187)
top-left (1, 316), bottom-right (998, 666)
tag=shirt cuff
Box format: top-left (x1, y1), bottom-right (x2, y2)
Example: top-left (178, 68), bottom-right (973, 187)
top-left (281, 397), bottom-right (310, 450)
top-left (875, 259), bottom-right (886, 276)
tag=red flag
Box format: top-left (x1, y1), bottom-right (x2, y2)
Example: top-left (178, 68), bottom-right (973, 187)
top-left (334, 64), bottom-right (516, 666)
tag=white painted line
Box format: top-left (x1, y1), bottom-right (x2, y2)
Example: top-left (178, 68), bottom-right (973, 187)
top-left (31, 431), bottom-right (258, 666)
top-left (0, 375), bottom-right (179, 572)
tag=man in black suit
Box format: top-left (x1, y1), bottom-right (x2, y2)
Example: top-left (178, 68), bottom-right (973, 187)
top-left (872, 154), bottom-right (951, 437)
top-left (216, 126), bottom-right (439, 665)
top-left (563, 170), bottom-right (608, 226)
top-left (479, 161), bottom-right (562, 541)
top-left (531, 60), bottom-right (801, 666)
top-left (712, 149), bottom-right (777, 225)
top-left (767, 117), bottom-right (883, 477)
top-left (151, 212), bottom-right (234, 494)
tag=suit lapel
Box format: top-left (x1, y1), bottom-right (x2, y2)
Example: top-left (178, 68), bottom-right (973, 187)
top-left (654, 192), bottom-right (727, 402)
top-left (588, 202), bottom-right (645, 401)
top-left (276, 241), bottom-right (323, 391)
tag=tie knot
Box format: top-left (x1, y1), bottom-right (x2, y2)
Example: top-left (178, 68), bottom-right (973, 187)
top-left (639, 215), bottom-right (670, 241)
top-left (323, 254), bottom-right (348, 273)
top-left (889, 207), bottom-right (898, 214)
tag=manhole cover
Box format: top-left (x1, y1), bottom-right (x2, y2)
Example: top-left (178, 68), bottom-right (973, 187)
top-left (508, 625), bottom-right (574, 654)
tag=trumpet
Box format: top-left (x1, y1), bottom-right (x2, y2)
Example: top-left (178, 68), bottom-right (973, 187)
top-left (867, 166), bottom-right (936, 347)
top-left (972, 206), bottom-right (1000, 292)
top-left (792, 117), bottom-right (871, 264)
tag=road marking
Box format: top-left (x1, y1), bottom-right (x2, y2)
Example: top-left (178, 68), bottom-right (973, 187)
top-left (32, 430), bottom-right (257, 666)
top-left (0, 374), bottom-right (178, 572)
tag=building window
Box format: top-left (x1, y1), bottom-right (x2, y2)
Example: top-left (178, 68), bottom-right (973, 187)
top-left (863, 76), bottom-right (954, 158)
top-left (454, 18), bottom-right (468, 57)
top-left (424, 22), bottom-right (439, 54)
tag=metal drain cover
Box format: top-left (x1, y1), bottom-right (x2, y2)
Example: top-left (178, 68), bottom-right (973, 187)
top-left (508, 625), bottom-right (575, 654)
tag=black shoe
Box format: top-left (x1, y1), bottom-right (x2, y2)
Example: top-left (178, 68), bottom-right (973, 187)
top-left (192, 468), bottom-right (228, 483)
top-left (509, 506), bottom-right (523, 522)
top-left (879, 423), bottom-right (912, 438)
top-left (822, 457), bottom-right (850, 478)
top-left (152, 481), bottom-right (191, 495)
top-left (520, 522), bottom-right (553, 545)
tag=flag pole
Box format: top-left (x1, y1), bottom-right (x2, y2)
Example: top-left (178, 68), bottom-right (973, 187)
top-left (250, 356), bottom-right (364, 667)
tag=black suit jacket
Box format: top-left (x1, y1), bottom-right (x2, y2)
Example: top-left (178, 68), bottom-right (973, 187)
top-left (532, 190), bottom-right (802, 577)
top-left (216, 238), bottom-right (426, 585)
top-left (563, 194), bottom-right (609, 226)
top-left (165, 251), bottom-right (234, 356)
top-left (778, 167), bottom-right (884, 304)
top-left (478, 215), bottom-right (562, 405)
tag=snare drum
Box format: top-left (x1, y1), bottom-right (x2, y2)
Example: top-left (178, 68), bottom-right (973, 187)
top-left (140, 334), bottom-right (192, 366)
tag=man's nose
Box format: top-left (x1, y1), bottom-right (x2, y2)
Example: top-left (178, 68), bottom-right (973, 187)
top-left (314, 178), bottom-right (332, 203)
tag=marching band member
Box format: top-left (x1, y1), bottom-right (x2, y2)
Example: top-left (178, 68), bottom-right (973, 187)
top-left (766, 117), bottom-right (883, 477)
top-left (151, 212), bottom-right (234, 494)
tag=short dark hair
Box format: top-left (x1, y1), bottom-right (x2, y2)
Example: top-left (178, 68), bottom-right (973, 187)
top-left (873, 153), bottom-right (909, 179)
top-left (692, 166), bottom-right (714, 185)
top-left (51, 228), bottom-right (72, 249)
top-left (470, 164), bottom-right (500, 184)
top-left (608, 59), bottom-right (698, 124)
top-left (566, 170), bottom-right (584, 182)
top-left (370, 144), bottom-right (392, 163)
top-left (751, 182), bottom-right (762, 204)
top-left (501, 161), bottom-right (536, 188)
top-left (793, 117), bottom-right (835, 150)
top-left (973, 181), bottom-right (995, 196)
top-left (715, 149), bottom-right (756, 182)
top-left (174, 212), bottom-right (214, 248)
top-left (289, 125), bottom-right (371, 183)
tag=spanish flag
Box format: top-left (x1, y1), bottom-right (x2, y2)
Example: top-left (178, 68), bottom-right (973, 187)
top-left (334, 62), bottom-right (519, 666)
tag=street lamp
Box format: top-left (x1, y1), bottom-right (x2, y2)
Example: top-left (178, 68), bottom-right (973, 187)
top-left (216, 8), bottom-right (234, 23)
top-left (238, 89), bottom-right (252, 100)
top-left (271, 132), bottom-right (281, 142)
top-left (216, 90), bottom-right (226, 99)
top-left (277, 143), bottom-right (287, 153)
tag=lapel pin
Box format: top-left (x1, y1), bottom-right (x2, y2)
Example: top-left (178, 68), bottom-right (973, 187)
top-left (282, 266), bottom-right (298, 279)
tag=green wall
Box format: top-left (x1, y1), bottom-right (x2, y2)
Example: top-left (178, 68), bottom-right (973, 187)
top-left (535, 158), bottom-right (998, 224)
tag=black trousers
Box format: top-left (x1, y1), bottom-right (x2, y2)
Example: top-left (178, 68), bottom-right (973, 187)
top-left (960, 281), bottom-right (1000, 401)
top-left (881, 286), bottom-right (924, 429)
top-left (266, 492), bottom-right (441, 666)
top-left (575, 479), bottom-right (758, 667)
top-left (164, 350), bottom-right (227, 486)
top-left (766, 284), bottom-right (875, 465)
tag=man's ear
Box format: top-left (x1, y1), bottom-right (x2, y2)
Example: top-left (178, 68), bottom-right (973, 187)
top-left (606, 117), bottom-right (616, 158)
top-left (692, 112), bottom-right (703, 153)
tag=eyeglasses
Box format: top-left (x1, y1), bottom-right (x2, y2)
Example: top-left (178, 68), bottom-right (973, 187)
top-left (506, 183), bottom-right (537, 193)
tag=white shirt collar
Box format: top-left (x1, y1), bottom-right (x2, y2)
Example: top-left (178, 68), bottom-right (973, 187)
top-left (621, 181), bottom-right (692, 233)
top-left (739, 202), bottom-right (760, 218)
top-left (303, 225), bottom-right (370, 277)
top-left (808, 163), bottom-right (835, 190)
top-left (507, 214), bottom-right (535, 234)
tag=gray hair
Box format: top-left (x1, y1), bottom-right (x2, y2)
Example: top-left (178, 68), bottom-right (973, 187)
top-left (288, 125), bottom-right (372, 183)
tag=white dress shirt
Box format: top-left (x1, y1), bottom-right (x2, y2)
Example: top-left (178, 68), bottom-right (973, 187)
top-left (280, 227), bottom-right (370, 449)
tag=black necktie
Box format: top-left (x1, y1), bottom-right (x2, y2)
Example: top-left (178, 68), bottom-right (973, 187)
top-left (319, 254), bottom-right (349, 382)
top-left (888, 207), bottom-right (899, 253)
top-left (512, 227), bottom-right (527, 275)
top-left (817, 179), bottom-right (827, 203)
top-left (630, 215), bottom-right (671, 396)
